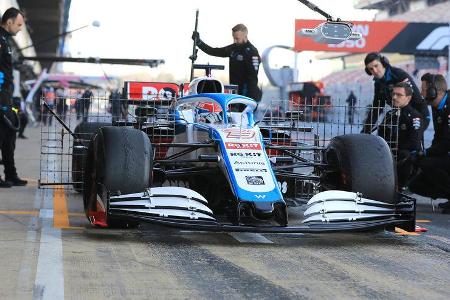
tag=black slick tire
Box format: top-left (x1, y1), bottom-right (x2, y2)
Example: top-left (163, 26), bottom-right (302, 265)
top-left (72, 122), bottom-right (110, 192)
top-left (83, 126), bottom-right (152, 228)
top-left (323, 134), bottom-right (396, 204)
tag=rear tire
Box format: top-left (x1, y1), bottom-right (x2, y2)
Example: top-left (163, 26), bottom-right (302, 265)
top-left (323, 134), bottom-right (396, 204)
top-left (72, 122), bottom-right (110, 192)
top-left (83, 126), bottom-right (152, 227)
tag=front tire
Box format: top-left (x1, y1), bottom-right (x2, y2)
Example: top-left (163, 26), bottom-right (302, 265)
top-left (323, 134), bottom-right (396, 204)
top-left (83, 126), bottom-right (152, 227)
top-left (72, 121), bottom-right (110, 192)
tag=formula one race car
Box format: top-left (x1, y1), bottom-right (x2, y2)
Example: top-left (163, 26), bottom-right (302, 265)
top-left (74, 64), bottom-right (415, 233)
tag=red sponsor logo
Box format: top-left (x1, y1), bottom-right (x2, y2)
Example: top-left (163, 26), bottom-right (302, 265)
top-left (126, 82), bottom-right (180, 100)
top-left (225, 142), bottom-right (262, 150)
top-left (294, 19), bottom-right (408, 53)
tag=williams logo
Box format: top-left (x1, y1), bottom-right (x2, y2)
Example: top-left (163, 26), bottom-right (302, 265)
top-left (254, 194), bottom-right (266, 199)
top-left (246, 176), bottom-right (265, 185)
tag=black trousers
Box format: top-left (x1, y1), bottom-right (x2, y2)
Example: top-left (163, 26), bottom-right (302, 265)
top-left (111, 100), bottom-right (122, 122)
top-left (0, 85), bottom-right (18, 179)
top-left (82, 100), bottom-right (91, 122)
top-left (0, 122), bottom-right (17, 180)
top-left (18, 111), bottom-right (28, 136)
top-left (410, 155), bottom-right (450, 199)
top-left (76, 99), bottom-right (90, 122)
top-left (397, 150), bottom-right (415, 188)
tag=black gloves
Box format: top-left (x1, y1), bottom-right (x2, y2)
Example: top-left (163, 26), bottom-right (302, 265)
top-left (191, 31), bottom-right (202, 46)
top-left (360, 125), bottom-right (373, 134)
top-left (409, 150), bottom-right (425, 165)
top-left (0, 106), bottom-right (20, 131)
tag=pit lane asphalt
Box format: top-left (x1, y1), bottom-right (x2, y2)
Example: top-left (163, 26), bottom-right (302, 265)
top-left (0, 125), bottom-right (449, 300)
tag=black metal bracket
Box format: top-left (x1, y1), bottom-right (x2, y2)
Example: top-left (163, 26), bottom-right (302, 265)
top-left (298, 0), bottom-right (336, 21)
top-left (42, 101), bottom-right (76, 138)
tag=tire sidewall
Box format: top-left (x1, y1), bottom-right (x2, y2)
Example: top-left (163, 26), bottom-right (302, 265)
top-left (325, 134), bottom-right (396, 204)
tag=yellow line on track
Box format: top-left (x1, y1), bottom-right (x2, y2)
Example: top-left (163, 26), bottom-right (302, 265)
top-left (0, 210), bottom-right (39, 216)
top-left (53, 186), bottom-right (70, 228)
top-left (62, 226), bottom-right (84, 230)
top-left (0, 211), bottom-right (84, 218)
top-left (416, 219), bottom-right (431, 223)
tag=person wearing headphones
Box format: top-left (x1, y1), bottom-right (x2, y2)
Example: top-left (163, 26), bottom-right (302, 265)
top-left (362, 52), bottom-right (430, 134)
top-left (409, 73), bottom-right (450, 213)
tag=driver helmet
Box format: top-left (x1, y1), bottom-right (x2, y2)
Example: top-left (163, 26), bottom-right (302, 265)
top-left (197, 101), bottom-right (222, 113)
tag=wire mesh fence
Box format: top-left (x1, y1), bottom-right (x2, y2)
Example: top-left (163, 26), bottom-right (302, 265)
top-left (39, 91), bottom-right (399, 199)
top-left (39, 90), bottom-right (176, 190)
top-left (258, 97), bottom-right (399, 153)
top-left (257, 97), bottom-right (399, 202)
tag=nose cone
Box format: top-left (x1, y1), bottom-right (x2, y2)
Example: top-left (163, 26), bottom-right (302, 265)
top-left (251, 201), bottom-right (275, 219)
top-left (249, 201), bottom-right (288, 226)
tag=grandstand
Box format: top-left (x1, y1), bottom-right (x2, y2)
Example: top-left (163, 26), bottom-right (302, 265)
top-left (357, 0), bottom-right (450, 21)
top-left (321, 0), bottom-right (450, 105)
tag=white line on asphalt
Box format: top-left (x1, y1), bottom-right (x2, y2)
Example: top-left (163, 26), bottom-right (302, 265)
top-left (16, 221), bottom-right (38, 297)
top-left (228, 232), bottom-right (274, 244)
top-left (16, 175), bottom-right (43, 298)
top-left (33, 184), bottom-right (64, 300)
top-left (39, 209), bottom-right (53, 219)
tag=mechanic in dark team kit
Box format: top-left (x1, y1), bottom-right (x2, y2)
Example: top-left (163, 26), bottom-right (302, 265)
top-left (0, 7), bottom-right (27, 187)
top-left (387, 82), bottom-right (424, 188)
top-left (362, 52), bottom-right (430, 134)
top-left (410, 73), bottom-right (450, 213)
top-left (192, 23), bottom-right (262, 102)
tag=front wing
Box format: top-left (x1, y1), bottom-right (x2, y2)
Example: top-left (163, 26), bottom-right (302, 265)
top-left (107, 187), bottom-right (416, 233)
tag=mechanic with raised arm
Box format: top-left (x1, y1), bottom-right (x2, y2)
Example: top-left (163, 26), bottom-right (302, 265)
top-left (387, 82), bottom-right (424, 188)
top-left (192, 24), bottom-right (262, 102)
top-left (409, 73), bottom-right (450, 214)
top-left (362, 52), bottom-right (430, 134)
top-left (0, 7), bottom-right (27, 187)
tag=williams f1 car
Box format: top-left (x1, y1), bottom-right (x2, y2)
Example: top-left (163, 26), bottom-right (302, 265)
top-left (75, 66), bottom-right (415, 233)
